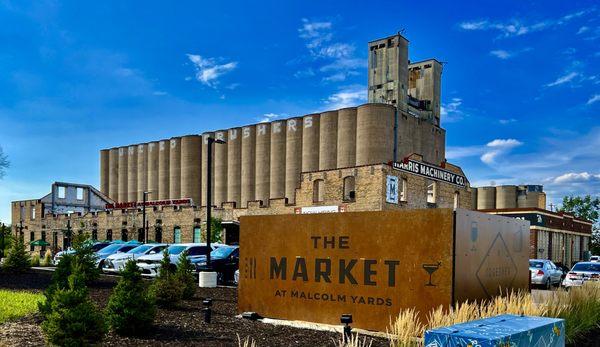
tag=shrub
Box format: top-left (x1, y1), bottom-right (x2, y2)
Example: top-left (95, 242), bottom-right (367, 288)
top-left (148, 249), bottom-right (183, 308)
top-left (38, 253), bottom-right (74, 318)
top-left (175, 250), bottom-right (196, 299)
top-left (105, 260), bottom-right (156, 336)
top-left (2, 236), bottom-right (30, 273)
top-left (70, 233), bottom-right (100, 283)
top-left (30, 253), bottom-right (40, 267)
top-left (41, 250), bottom-right (53, 267)
top-left (41, 264), bottom-right (106, 346)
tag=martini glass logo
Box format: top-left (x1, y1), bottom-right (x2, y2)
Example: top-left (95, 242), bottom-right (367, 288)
top-left (422, 262), bottom-right (441, 286)
top-left (471, 221), bottom-right (478, 252)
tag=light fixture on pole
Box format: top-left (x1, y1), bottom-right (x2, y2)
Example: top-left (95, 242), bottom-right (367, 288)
top-left (142, 191), bottom-right (152, 242)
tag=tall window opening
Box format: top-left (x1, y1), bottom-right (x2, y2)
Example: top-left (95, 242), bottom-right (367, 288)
top-left (313, 179), bottom-right (324, 203)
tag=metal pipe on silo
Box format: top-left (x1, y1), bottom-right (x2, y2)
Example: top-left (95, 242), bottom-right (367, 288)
top-left (100, 149), bottom-right (110, 196)
top-left (118, 146), bottom-right (129, 202)
top-left (147, 141), bottom-right (159, 200)
top-left (158, 140), bottom-right (170, 200)
top-left (356, 104), bottom-right (395, 165)
top-left (108, 148), bottom-right (119, 201)
top-left (137, 144), bottom-right (148, 201)
top-left (213, 131), bottom-right (228, 207)
top-left (201, 132), bottom-right (215, 206)
top-left (285, 118), bottom-right (303, 203)
top-left (301, 113), bottom-right (319, 172)
top-left (319, 110), bottom-right (338, 170)
top-left (127, 145), bottom-right (138, 202)
top-left (337, 107), bottom-right (357, 168)
top-left (270, 121), bottom-right (286, 199)
top-left (477, 186), bottom-right (496, 210)
top-left (254, 123), bottom-right (271, 205)
top-left (169, 137), bottom-right (181, 199)
top-left (227, 128), bottom-right (242, 207)
top-left (181, 135), bottom-right (202, 206)
top-left (496, 185), bottom-right (517, 209)
top-left (241, 126), bottom-right (256, 208)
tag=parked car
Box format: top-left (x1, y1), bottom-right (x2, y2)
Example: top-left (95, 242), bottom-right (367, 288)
top-left (103, 243), bottom-right (168, 274)
top-left (529, 259), bottom-right (563, 289)
top-left (136, 243), bottom-right (219, 277)
top-left (590, 255), bottom-right (599, 262)
top-left (563, 262), bottom-right (600, 288)
top-left (53, 241), bottom-right (112, 265)
top-left (193, 246), bottom-right (239, 284)
top-left (94, 244), bottom-right (138, 269)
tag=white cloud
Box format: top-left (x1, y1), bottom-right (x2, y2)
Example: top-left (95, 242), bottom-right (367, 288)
top-left (441, 98), bottom-right (464, 122)
top-left (577, 26), bottom-right (590, 34)
top-left (490, 50), bottom-right (511, 59)
top-left (480, 139), bottom-right (523, 164)
top-left (587, 94), bottom-right (600, 105)
top-left (186, 54), bottom-right (237, 87)
top-left (551, 172), bottom-right (600, 184)
top-left (545, 72), bottom-right (579, 87)
top-left (325, 85), bottom-right (366, 109)
top-left (257, 113), bottom-right (287, 123)
top-left (298, 19), bottom-right (332, 49)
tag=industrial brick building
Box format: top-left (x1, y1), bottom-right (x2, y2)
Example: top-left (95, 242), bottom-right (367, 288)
top-left (12, 33), bottom-right (474, 251)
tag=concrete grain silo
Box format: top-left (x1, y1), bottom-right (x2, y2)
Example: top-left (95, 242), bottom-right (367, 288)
top-left (285, 118), bottom-right (303, 203)
top-left (180, 135), bottom-right (202, 206)
top-left (319, 110), bottom-right (338, 170)
top-left (147, 142), bottom-right (159, 201)
top-left (477, 186), bottom-right (496, 210)
top-left (127, 145), bottom-right (138, 202)
top-left (337, 107), bottom-right (357, 168)
top-left (118, 147), bottom-right (129, 202)
top-left (158, 140), bottom-right (170, 200)
top-left (169, 137), bottom-right (181, 199)
top-left (214, 131), bottom-right (228, 207)
top-left (201, 132), bottom-right (215, 206)
top-left (301, 114), bottom-right (320, 172)
top-left (470, 187), bottom-right (478, 210)
top-left (356, 104), bottom-right (395, 165)
top-left (255, 123), bottom-right (271, 205)
top-left (108, 148), bottom-right (119, 201)
top-left (240, 126), bottom-right (256, 207)
top-left (496, 185), bottom-right (517, 209)
top-left (270, 121), bottom-right (286, 199)
top-left (100, 149), bottom-right (110, 196)
top-left (227, 128), bottom-right (242, 207)
top-left (137, 144), bottom-right (148, 201)
top-left (517, 185), bottom-right (546, 209)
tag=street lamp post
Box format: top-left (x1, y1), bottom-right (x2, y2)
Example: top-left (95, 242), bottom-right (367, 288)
top-left (142, 191), bottom-right (151, 242)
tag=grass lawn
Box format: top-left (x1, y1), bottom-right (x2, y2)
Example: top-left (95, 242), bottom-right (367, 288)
top-left (0, 290), bottom-right (44, 324)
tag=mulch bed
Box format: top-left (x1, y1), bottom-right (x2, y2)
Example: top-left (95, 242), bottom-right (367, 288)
top-left (0, 270), bottom-right (389, 346)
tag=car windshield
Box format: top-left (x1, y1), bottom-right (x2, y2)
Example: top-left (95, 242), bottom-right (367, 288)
top-left (98, 244), bottom-right (124, 254)
top-left (211, 247), bottom-right (236, 258)
top-left (166, 245), bottom-right (187, 255)
top-left (91, 243), bottom-right (110, 251)
top-left (529, 261), bottom-right (544, 269)
top-left (127, 245), bottom-right (153, 254)
top-left (572, 263), bottom-right (600, 272)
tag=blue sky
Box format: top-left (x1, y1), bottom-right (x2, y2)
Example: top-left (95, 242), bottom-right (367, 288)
top-left (0, 1), bottom-right (599, 223)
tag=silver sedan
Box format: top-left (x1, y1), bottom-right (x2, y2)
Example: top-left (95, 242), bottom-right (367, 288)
top-left (530, 259), bottom-right (563, 289)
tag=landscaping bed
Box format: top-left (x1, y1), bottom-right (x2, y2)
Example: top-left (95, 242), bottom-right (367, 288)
top-left (0, 270), bottom-right (388, 346)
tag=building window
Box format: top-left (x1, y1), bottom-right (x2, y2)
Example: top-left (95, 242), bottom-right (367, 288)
top-left (30, 231), bottom-right (35, 251)
top-left (137, 228), bottom-right (145, 242)
top-left (52, 232), bottom-right (58, 249)
top-left (57, 186), bottom-right (66, 199)
top-left (76, 187), bottom-right (84, 200)
top-left (106, 229), bottom-right (113, 241)
top-left (371, 50), bottom-right (377, 68)
top-left (343, 176), bottom-right (356, 201)
top-left (193, 227), bottom-right (201, 243)
top-left (41, 230), bottom-right (47, 252)
top-left (427, 181), bottom-right (437, 204)
top-left (174, 227), bottom-right (181, 243)
top-left (155, 227), bottom-right (162, 243)
top-left (92, 229), bottom-right (98, 241)
top-left (121, 229), bottom-right (128, 242)
top-left (401, 178), bottom-right (407, 202)
top-left (454, 191), bottom-right (460, 209)
top-left (313, 179), bottom-right (324, 203)
top-left (31, 206), bottom-right (36, 220)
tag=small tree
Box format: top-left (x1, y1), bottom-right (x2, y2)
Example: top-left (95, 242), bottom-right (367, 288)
top-left (41, 264), bottom-right (106, 346)
top-left (148, 249), bottom-right (183, 308)
top-left (2, 235), bottom-right (30, 273)
top-left (39, 253), bottom-right (74, 318)
top-left (105, 260), bottom-right (156, 336)
top-left (202, 217), bottom-right (223, 243)
top-left (71, 233), bottom-right (100, 283)
top-left (175, 250), bottom-right (196, 299)
top-left (41, 249), bottom-right (53, 267)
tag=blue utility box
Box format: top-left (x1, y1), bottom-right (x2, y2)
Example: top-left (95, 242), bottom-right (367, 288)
top-left (424, 314), bottom-right (565, 347)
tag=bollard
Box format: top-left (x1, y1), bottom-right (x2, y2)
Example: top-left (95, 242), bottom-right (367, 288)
top-left (203, 298), bottom-right (213, 323)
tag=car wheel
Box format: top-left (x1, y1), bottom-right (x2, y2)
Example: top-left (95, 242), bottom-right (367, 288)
top-left (545, 279), bottom-right (551, 290)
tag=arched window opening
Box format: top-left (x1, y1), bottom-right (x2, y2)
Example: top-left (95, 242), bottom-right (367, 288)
top-left (343, 176), bottom-right (356, 202)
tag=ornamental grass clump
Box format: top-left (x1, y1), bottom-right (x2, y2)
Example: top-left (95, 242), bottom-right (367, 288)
top-left (41, 264), bottom-right (106, 346)
top-left (30, 253), bottom-right (40, 267)
top-left (333, 332), bottom-right (373, 347)
top-left (105, 260), bottom-right (156, 336)
top-left (175, 250), bottom-right (196, 299)
top-left (387, 307), bottom-right (424, 347)
top-left (41, 249), bottom-right (53, 267)
top-left (149, 249), bottom-right (183, 308)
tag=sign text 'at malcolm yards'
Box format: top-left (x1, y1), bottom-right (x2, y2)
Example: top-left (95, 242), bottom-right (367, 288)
top-left (393, 160), bottom-right (467, 187)
top-left (266, 235), bottom-right (405, 307)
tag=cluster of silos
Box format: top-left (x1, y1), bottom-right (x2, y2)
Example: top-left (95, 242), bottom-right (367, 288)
top-left (472, 185), bottom-right (546, 210)
top-left (100, 103), bottom-right (399, 207)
